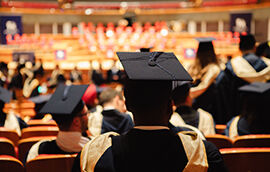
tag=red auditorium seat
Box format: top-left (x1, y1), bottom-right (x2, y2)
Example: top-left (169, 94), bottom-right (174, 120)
top-left (25, 154), bottom-right (77, 172)
top-left (0, 155), bottom-right (24, 172)
top-left (0, 127), bottom-right (20, 146)
top-left (18, 136), bottom-right (56, 163)
top-left (233, 134), bottom-right (270, 148)
top-left (21, 126), bottom-right (59, 139)
top-left (205, 134), bottom-right (232, 149)
top-left (0, 137), bottom-right (15, 157)
top-left (220, 148), bottom-right (270, 172)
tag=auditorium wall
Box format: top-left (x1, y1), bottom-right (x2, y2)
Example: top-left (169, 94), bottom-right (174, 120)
top-left (11, 7), bottom-right (270, 42)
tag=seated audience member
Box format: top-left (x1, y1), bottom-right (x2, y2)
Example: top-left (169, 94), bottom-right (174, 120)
top-left (170, 82), bottom-right (216, 135)
top-left (187, 38), bottom-right (223, 123)
top-left (27, 84), bottom-right (90, 162)
top-left (33, 58), bottom-right (44, 77)
top-left (73, 52), bottom-right (226, 172)
top-left (0, 86), bottom-right (28, 136)
top-left (70, 66), bottom-right (82, 83)
top-left (215, 34), bottom-right (270, 124)
top-left (225, 82), bottom-right (270, 139)
top-left (8, 64), bottom-right (24, 99)
top-left (0, 62), bottom-right (8, 87)
top-left (22, 69), bottom-right (40, 98)
top-left (256, 41), bottom-right (270, 59)
top-left (47, 64), bottom-right (64, 88)
top-left (88, 87), bottom-right (134, 136)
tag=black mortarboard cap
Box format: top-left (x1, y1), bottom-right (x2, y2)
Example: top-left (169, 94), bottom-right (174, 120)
top-left (29, 94), bottom-right (52, 114)
top-left (140, 48), bottom-right (152, 52)
top-left (195, 37), bottom-right (216, 43)
top-left (238, 82), bottom-right (270, 94)
top-left (116, 52), bottom-right (192, 81)
top-left (0, 86), bottom-right (12, 103)
top-left (29, 94), bottom-right (52, 104)
top-left (39, 84), bottom-right (88, 115)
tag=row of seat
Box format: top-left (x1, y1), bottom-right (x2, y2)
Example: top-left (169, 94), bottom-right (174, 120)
top-left (0, 136), bottom-right (56, 163)
top-left (0, 126), bottom-right (58, 146)
top-left (1, 148), bottom-right (270, 172)
top-left (205, 134), bottom-right (270, 149)
top-left (0, 154), bottom-right (76, 172)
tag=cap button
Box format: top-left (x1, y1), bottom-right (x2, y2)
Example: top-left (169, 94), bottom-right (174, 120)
top-left (148, 59), bottom-right (157, 66)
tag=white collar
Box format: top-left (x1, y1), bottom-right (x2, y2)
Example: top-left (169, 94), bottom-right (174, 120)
top-left (103, 106), bottom-right (115, 111)
top-left (56, 131), bottom-right (90, 153)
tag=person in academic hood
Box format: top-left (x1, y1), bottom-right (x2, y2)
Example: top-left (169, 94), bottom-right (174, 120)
top-left (225, 82), bottom-right (270, 140)
top-left (0, 86), bottom-right (28, 136)
top-left (27, 84), bottom-right (90, 162)
top-left (170, 81), bottom-right (216, 136)
top-left (187, 38), bottom-right (223, 124)
top-left (88, 87), bottom-right (134, 137)
top-left (72, 52), bottom-right (226, 172)
top-left (256, 41), bottom-right (270, 59)
top-left (215, 34), bottom-right (270, 124)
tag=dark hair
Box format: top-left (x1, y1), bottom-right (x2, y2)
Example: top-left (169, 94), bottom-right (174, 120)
top-left (171, 83), bottom-right (191, 106)
top-left (124, 79), bottom-right (172, 113)
top-left (256, 41), bottom-right (270, 58)
top-left (52, 100), bottom-right (84, 131)
top-left (196, 42), bottom-right (218, 69)
top-left (239, 91), bottom-right (270, 134)
top-left (239, 34), bottom-right (256, 51)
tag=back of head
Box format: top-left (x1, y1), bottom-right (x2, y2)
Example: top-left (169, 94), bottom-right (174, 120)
top-left (196, 41), bottom-right (217, 68)
top-left (99, 87), bottom-right (118, 106)
top-left (256, 41), bottom-right (270, 58)
top-left (239, 83), bottom-right (270, 133)
top-left (171, 82), bottom-right (191, 106)
top-left (39, 84), bottom-right (88, 131)
top-left (239, 34), bottom-right (256, 52)
top-left (124, 79), bottom-right (172, 113)
top-left (52, 99), bottom-right (85, 131)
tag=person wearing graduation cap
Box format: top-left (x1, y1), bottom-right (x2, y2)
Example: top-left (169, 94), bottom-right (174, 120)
top-left (73, 52), bottom-right (226, 172)
top-left (27, 84), bottom-right (90, 162)
top-left (256, 41), bottom-right (270, 59)
top-left (170, 81), bottom-right (216, 136)
top-left (186, 37), bottom-right (223, 123)
top-left (216, 34), bottom-right (270, 124)
top-left (225, 82), bottom-right (270, 140)
top-left (0, 86), bottom-right (28, 136)
top-left (88, 87), bottom-right (134, 137)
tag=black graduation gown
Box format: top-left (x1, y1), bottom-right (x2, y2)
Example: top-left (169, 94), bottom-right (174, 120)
top-left (175, 106), bottom-right (199, 128)
top-left (8, 73), bottom-right (23, 89)
top-left (72, 127), bottom-right (226, 172)
top-left (225, 117), bottom-right (270, 137)
top-left (101, 109), bottom-right (134, 135)
top-left (38, 140), bottom-right (77, 155)
top-left (213, 53), bottom-right (268, 124)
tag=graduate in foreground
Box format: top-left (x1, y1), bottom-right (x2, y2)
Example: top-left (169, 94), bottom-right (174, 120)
top-left (73, 52), bottom-right (226, 172)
